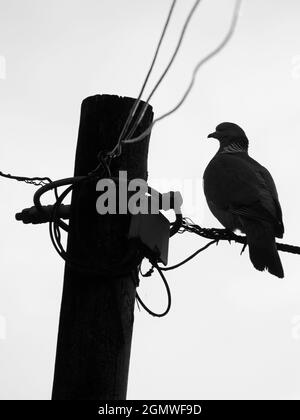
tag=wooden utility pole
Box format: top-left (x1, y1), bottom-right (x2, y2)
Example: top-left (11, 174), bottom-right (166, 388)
top-left (51, 94), bottom-right (153, 400)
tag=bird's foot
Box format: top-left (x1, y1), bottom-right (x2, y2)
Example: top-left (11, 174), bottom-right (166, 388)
top-left (224, 228), bottom-right (235, 244)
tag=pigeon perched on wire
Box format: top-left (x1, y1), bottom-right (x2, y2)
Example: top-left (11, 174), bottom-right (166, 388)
top-left (203, 122), bottom-right (284, 278)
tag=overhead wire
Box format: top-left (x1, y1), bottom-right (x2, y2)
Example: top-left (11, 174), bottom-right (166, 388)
top-left (108, 0), bottom-right (177, 158)
top-left (124, 0), bottom-right (202, 142)
top-left (123, 0), bottom-right (243, 145)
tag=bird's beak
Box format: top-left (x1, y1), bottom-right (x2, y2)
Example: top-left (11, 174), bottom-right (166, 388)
top-left (207, 131), bottom-right (220, 139)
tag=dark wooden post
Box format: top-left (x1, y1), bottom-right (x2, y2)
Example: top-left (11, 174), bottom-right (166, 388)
top-left (51, 94), bottom-right (153, 400)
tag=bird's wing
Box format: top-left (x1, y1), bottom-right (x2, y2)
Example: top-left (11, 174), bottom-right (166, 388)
top-left (244, 155), bottom-right (284, 237)
top-left (203, 153), bottom-right (284, 236)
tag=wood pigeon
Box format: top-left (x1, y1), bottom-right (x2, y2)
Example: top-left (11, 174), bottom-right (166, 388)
top-left (203, 122), bottom-right (284, 278)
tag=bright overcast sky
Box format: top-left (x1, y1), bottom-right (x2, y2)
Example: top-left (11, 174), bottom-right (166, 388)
top-left (1, 0), bottom-right (300, 400)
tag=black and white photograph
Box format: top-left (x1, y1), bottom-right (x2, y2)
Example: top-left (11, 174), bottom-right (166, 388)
top-left (0, 0), bottom-right (300, 406)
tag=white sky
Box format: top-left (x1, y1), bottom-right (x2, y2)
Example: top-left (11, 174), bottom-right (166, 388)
top-left (1, 0), bottom-right (300, 400)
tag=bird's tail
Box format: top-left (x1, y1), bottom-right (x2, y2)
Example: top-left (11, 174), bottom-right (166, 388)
top-left (244, 220), bottom-right (284, 278)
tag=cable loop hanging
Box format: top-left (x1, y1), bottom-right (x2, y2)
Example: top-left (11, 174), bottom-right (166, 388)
top-left (136, 262), bottom-right (171, 318)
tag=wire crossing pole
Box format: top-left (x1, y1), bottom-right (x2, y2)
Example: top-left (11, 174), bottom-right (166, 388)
top-left (51, 94), bottom-right (153, 400)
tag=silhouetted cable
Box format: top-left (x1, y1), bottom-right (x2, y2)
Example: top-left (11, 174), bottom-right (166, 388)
top-left (180, 218), bottom-right (300, 255)
top-left (124, 0), bottom-right (202, 142)
top-left (0, 170), bottom-right (59, 199)
top-left (0, 170), bottom-right (53, 187)
top-left (136, 262), bottom-right (171, 318)
top-left (160, 239), bottom-right (217, 271)
top-left (124, 0), bottom-right (243, 145)
top-left (109, 0), bottom-right (177, 158)
top-left (139, 216), bottom-right (300, 286)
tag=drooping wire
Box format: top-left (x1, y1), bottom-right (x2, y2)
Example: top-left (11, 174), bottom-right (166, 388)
top-left (124, 0), bottom-right (202, 142)
top-left (139, 238), bottom-right (217, 281)
top-left (123, 0), bottom-right (243, 145)
top-left (160, 239), bottom-right (217, 271)
top-left (126, 0), bottom-right (201, 143)
top-left (108, 0), bottom-right (177, 158)
top-left (109, 0), bottom-right (202, 157)
top-left (136, 261), bottom-right (172, 318)
top-left (136, 234), bottom-right (216, 318)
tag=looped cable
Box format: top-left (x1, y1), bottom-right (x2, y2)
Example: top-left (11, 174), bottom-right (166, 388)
top-left (136, 261), bottom-right (171, 318)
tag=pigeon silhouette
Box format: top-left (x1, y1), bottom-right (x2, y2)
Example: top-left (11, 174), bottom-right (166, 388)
top-left (203, 122), bottom-right (284, 278)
